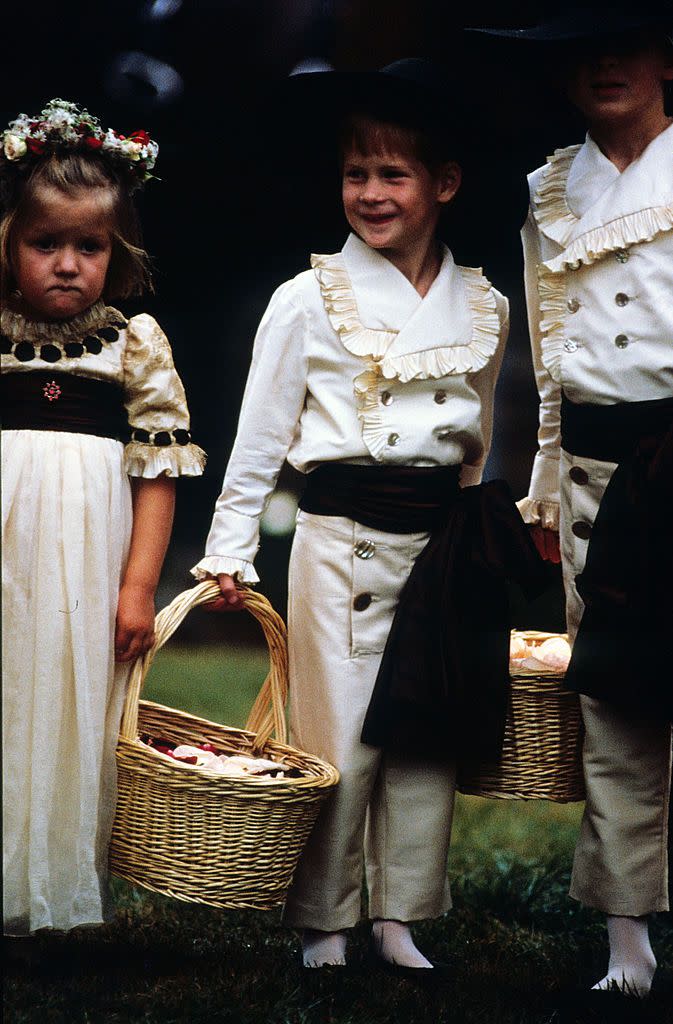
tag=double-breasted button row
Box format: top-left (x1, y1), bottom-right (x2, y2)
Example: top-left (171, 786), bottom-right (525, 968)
top-left (353, 592), bottom-right (372, 611)
top-left (354, 539), bottom-right (376, 560)
top-left (571, 521), bottom-right (592, 540)
top-left (569, 466), bottom-right (589, 485)
top-left (380, 389), bottom-right (447, 406)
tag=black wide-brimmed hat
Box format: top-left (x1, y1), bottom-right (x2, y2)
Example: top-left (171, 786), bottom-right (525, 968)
top-left (468, 7), bottom-right (672, 43)
top-left (287, 58), bottom-right (466, 157)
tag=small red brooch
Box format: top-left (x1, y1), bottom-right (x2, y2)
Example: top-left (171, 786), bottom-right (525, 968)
top-left (43, 380), bottom-right (61, 402)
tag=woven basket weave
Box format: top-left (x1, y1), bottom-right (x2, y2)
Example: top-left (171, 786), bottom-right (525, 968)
top-left (109, 580), bottom-right (339, 909)
top-left (457, 631), bottom-right (585, 803)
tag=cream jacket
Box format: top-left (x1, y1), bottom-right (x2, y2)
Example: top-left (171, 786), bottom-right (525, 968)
top-left (194, 233), bottom-right (509, 582)
top-left (520, 123), bottom-right (673, 528)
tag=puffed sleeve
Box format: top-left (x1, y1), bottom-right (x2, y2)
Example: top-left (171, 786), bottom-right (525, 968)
top-left (192, 280), bottom-right (309, 584)
top-left (122, 313), bottom-right (206, 478)
top-left (518, 204), bottom-right (560, 530)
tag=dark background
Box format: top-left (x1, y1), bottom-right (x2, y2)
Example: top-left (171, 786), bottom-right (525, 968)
top-left (3, 0), bottom-right (606, 637)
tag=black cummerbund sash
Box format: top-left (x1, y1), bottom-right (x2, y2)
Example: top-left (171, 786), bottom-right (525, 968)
top-left (561, 393), bottom-right (673, 463)
top-left (298, 463), bottom-right (548, 762)
top-left (299, 462), bottom-right (462, 534)
top-left (1, 371), bottom-right (129, 441)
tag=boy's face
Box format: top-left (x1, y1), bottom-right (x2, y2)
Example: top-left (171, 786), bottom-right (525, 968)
top-left (341, 143), bottom-right (460, 262)
top-left (563, 33), bottom-right (673, 126)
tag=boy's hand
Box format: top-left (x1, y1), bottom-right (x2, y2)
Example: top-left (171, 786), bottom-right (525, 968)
top-left (204, 573), bottom-right (246, 612)
top-left (115, 582), bottom-right (156, 662)
top-left (529, 525), bottom-right (561, 564)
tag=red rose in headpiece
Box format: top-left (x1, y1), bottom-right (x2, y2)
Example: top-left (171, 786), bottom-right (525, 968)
top-left (26, 138), bottom-right (46, 155)
top-left (83, 136), bottom-right (103, 150)
top-left (128, 130), bottom-right (151, 146)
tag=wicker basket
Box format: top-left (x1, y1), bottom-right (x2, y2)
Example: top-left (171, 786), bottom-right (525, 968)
top-left (109, 580), bottom-right (339, 909)
top-left (457, 631), bottom-right (585, 803)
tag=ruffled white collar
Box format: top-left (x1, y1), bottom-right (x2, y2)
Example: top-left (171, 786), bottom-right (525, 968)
top-left (312, 233), bottom-right (500, 381)
top-left (532, 122), bottom-right (673, 272)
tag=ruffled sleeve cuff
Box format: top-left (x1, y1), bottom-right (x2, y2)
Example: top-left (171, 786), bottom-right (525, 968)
top-left (190, 556), bottom-right (259, 585)
top-left (124, 440), bottom-right (206, 478)
top-left (516, 496), bottom-right (560, 531)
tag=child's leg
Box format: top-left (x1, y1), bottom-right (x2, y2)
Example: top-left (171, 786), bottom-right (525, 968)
top-left (560, 449), bottom-right (671, 992)
top-left (282, 511), bottom-right (430, 949)
top-left (571, 696), bottom-right (671, 993)
top-left (365, 752), bottom-right (455, 966)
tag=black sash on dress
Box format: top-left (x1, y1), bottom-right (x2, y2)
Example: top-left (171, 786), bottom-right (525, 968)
top-left (1, 371), bottom-right (129, 441)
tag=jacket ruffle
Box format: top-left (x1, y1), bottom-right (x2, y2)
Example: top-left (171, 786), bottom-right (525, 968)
top-left (532, 143), bottom-right (673, 385)
top-left (312, 252), bottom-right (501, 461)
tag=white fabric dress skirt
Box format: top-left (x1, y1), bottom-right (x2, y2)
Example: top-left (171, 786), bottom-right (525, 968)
top-left (2, 429), bottom-right (133, 934)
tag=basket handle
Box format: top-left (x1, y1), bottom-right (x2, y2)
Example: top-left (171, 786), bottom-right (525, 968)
top-left (119, 580), bottom-right (289, 753)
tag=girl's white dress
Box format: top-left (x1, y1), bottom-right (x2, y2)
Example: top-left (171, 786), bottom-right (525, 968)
top-left (1, 301), bottom-right (205, 935)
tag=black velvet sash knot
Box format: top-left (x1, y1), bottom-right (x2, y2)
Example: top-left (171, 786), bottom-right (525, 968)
top-left (564, 402), bottom-right (673, 722)
top-left (300, 463), bottom-right (547, 762)
top-left (360, 479), bottom-right (548, 761)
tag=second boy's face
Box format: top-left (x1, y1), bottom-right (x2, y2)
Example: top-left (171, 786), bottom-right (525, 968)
top-left (563, 34), bottom-right (673, 125)
top-left (342, 146), bottom-right (460, 262)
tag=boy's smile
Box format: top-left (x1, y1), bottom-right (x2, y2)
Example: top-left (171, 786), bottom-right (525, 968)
top-left (341, 146), bottom-right (460, 277)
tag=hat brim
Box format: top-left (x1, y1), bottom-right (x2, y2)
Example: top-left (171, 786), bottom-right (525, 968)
top-left (467, 12), bottom-right (671, 42)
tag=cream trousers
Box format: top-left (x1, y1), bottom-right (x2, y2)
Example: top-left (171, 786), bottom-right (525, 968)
top-left (560, 449), bottom-right (672, 915)
top-left (282, 510), bottom-right (456, 931)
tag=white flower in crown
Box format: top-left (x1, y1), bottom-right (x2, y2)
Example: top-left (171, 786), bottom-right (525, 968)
top-left (3, 134), bottom-right (27, 160)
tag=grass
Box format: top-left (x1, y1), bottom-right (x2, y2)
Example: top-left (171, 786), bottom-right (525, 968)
top-left (5, 646), bottom-right (673, 1024)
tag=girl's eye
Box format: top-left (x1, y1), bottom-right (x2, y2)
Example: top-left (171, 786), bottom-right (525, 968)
top-left (33, 237), bottom-right (56, 251)
top-left (80, 240), bottom-right (104, 254)
top-left (344, 169), bottom-right (364, 181)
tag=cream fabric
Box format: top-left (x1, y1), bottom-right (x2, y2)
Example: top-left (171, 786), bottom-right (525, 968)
top-left (194, 233), bottom-right (508, 583)
top-left (282, 512), bottom-right (456, 930)
top-left (0, 305), bottom-right (206, 479)
top-left (520, 126), bottom-right (673, 914)
top-left (2, 307), bottom-right (204, 934)
top-left (2, 431), bottom-right (132, 934)
top-left (520, 122), bottom-right (673, 525)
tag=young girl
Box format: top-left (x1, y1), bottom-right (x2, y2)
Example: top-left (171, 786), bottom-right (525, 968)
top-left (479, 8), bottom-right (673, 996)
top-left (194, 60), bottom-right (514, 971)
top-left (1, 99), bottom-right (205, 936)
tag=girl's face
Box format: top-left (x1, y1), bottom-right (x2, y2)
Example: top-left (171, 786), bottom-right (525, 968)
top-left (342, 143), bottom-right (460, 263)
top-left (12, 186), bottom-right (113, 320)
top-left (563, 34), bottom-right (673, 126)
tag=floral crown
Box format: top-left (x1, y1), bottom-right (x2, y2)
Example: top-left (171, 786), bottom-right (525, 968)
top-left (1, 98), bottom-right (158, 186)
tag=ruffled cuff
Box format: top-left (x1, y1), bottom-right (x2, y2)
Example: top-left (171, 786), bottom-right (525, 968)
top-left (516, 496), bottom-right (560, 531)
top-left (190, 556), bottom-right (259, 585)
top-left (124, 440), bottom-right (206, 478)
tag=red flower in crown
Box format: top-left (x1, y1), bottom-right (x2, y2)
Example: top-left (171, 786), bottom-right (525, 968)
top-left (83, 136), bottom-right (103, 149)
top-left (128, 129), bottom-right (151, 146)
top-left (26, 138), bottom-right (46, 155)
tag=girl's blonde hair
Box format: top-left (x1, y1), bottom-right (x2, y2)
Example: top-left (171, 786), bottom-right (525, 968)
top-left (0, 152), bottom-right (153, 304)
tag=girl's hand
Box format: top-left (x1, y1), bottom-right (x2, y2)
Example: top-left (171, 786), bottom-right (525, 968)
top-left (204, 573), bottom-right (246, 612)
top-left (115, 582), bottom-right (156, 662)
top-left (529, 525), bottom-right (561, 564)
